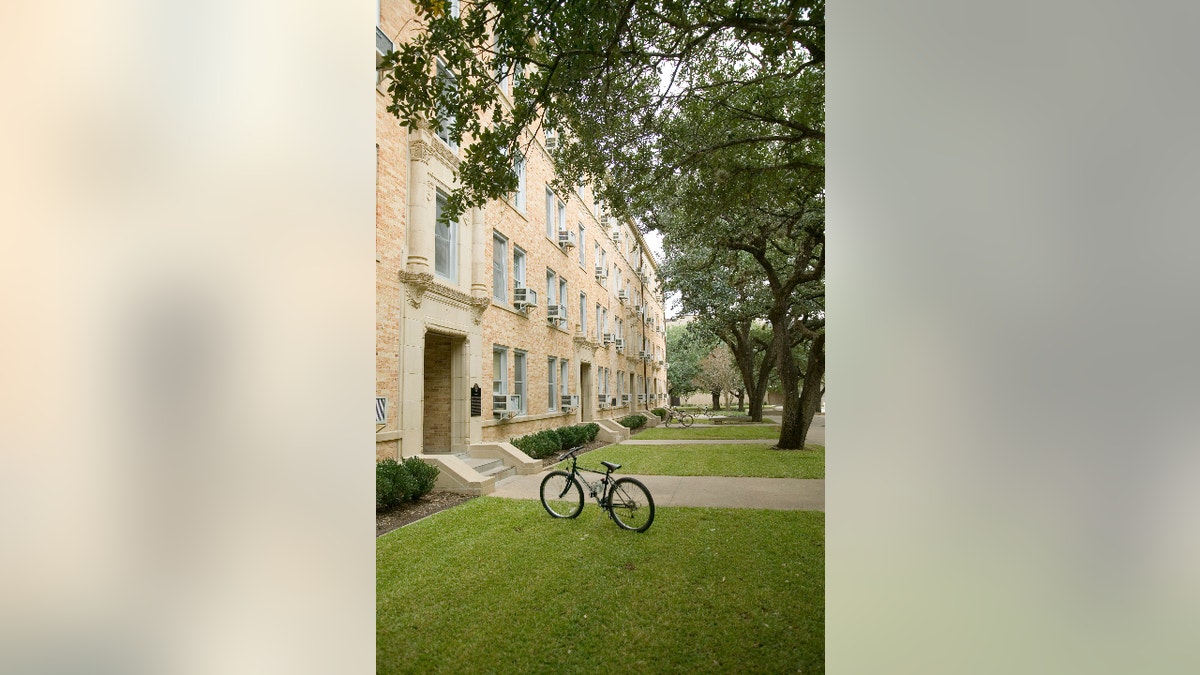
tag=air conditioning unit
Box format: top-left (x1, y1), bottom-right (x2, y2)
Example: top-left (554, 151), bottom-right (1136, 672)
top-left (557, 230), bottom-right (577, 248)
top-left (597, 393), bottom-right (607, 406)
top-left (546, 304), bottom-right (566, 320)
top-left (594, 266), bottom-right (607, 280)
top-left (545, 132), bottom-right (558, 151)
top-left (636, 393), bottom-right (647, 403)
top-left (639, 351), bottom-right (652, 360)
top-left (611, 230), bottom-right (622, 244)
top-left (614, 338), bottom-right (625, 351)
top-left (493, 394), bottom-right (517, 419)
top-left (621, 394), bottom-right (632, 405)
top-left (513, 286), bottom-right (538, 309)
top-left (561, 394), bottom-right (579, 410)
top-left (657, 359), bottom-right (665, 367)
top-left (599, 214), bottom-right (611, 230)
top-left (602, 332), bottom-right (615, 345)
top-left (617, 289), bottom-right (629, 301)
top-left (638, 271), bottom-right (649, 284)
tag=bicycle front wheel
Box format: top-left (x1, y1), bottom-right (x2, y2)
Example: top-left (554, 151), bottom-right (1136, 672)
top-left (608, 477), bottom-right (655, 532)
top-left (680, 413), bottom-right (694, 428)
top-left (663, 413), bottom-right (674, 427)
top-left (540, 471), bottom-right (584, 519)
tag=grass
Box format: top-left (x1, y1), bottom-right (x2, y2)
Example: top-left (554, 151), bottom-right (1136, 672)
top-left (377, 498), bottom-right (824, 674)
top-left (581, 443), bottom-right (825, 479)
top-left (636, 425), bottom-right (782, 440)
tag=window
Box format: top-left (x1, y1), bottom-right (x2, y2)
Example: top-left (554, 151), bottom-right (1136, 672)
top-left (513, 152), bottom-right (526, 211)
top-left (436, 61), bottom-right (457, 149)
top-left (513, 351), bottom-right (527, 414)
top-left (492, 347), bottom-right (507, 396)
top-left (492, 233), bottom-right (507, 303)
top-left (513, 247), bottom-right (526, 292)
top-left (545, 188), bottom-right (555, 239)
top-left (559, 277), bottom-right (568, 320)
top-left (545, 269), bottom-right (557, 306)
top-left (560, 359), bottom-right (570, 397)
top-left (434, 191), bottom-right (457, 281)
top-left (579, 293), bottom-right (587, 335)
top-left (558, 200), bottom-right (566, 236)
top-left (578, 224), bottom-right (586, 266)
top-left (596, 303), bottom-right (603, 339)
top-left (547, 357), bottom-right (558, 411)
top-left (617, 370), bottom-right (624, 398)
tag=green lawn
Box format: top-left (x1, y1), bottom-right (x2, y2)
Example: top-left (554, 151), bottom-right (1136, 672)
top-left (581, 443), bottom-right (824, 479)
top-left (635, 425), bottom-right (781, 440)
top-left (378, 498), bottom-right (824, 674)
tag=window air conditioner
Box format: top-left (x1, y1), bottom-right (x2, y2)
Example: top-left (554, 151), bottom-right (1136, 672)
top-left (617, 289), bottom-right (628, 301)
top-left (636, 393), bottom-right (647, 403)
top-left (561, 394), bottom-right (579, 410)
top-left (621, 394), bottom-right (632, 404)
top-left (594, 266), bottom-right (607, 280)
top-left (602, 332), bottom-right (615, 344)
top-left (557, 230), bottom-right (577, 248)
top-left (614, 338), bottom-right (625, 351)
top-left (513, 286), bottom-right (538, 309)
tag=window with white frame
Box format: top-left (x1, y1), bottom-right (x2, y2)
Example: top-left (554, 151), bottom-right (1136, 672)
top-left (578, 224), bottom-right (586, 266)
top-left (513, 351), bottom-right (527, 414)
top-left (435, 61), bottom-right (457, 149)
top-left (579, 292), bottom-right (587, 334)
top-left (492, 347), bottom-right (507, 396)
top-left (492, 233), bottom-right (508, 303)
top-left (513, 152), bottom-right (526, 211)
top-left (596, 303), bottom-right (602, 339)
top-left (545, 269), bottom-right (557, 307)
top-left (545, 188), bottom-right (565, 239)
top-left (434, 191), bottom-right (458, 281)
top-left (560, 359), bottom-right (569, 398)
top-left (547, 357), bottom-right (558, 411)
top-left (559, 277), bottom-right (568, 323)
top-left (513, 247), bottom-right (527, 294)
top-left (617, 370), bottom-right (624, 398)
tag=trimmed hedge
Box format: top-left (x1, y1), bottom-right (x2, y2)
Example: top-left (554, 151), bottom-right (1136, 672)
top-left (377, 457), bottom-right (440, 511)
top-left (511, 423), bottom-right (601, 459)
top-left (618, 414), bottom-right (648, 429)
top-left (650, 407), bottom-right (666, 420)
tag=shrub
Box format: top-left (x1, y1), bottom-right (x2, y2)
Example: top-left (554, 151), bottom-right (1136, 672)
top-left (511, 423), bottom-right (603, 459)
top-left (377, 458), bottom-right (416, 511)
top-left (650, 407), bottom-right (666, 420)
top-left (403, 457), bottom-right (439, 499)
top-left (511, 428), bottom-right (562, 459)
top-left (618, 414), bottom-right (647, 429)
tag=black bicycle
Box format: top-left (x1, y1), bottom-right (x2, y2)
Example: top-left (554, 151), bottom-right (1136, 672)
top-left (540, 446), bottom-right (655, 532)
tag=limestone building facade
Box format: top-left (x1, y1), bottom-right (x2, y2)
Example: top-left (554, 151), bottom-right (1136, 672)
top-left (376, 1), bottom-right (668, 492)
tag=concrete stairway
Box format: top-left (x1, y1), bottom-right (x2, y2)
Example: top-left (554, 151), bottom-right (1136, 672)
top-left (457, 454), bottom-right (515, 482)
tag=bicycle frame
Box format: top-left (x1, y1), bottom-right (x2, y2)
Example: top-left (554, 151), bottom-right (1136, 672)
top-left (558, 452), bottom-right (617, 506)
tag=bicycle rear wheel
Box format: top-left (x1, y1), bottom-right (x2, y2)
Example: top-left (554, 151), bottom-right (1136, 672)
top-left (607, 477), bottom-right (655, 532)
top-left (540, 471), bottom-right (584, 518)
top-left (680, 412), bottom-right (694, 428)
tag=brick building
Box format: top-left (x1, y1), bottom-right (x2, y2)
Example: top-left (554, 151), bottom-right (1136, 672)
top-left (376, 1), bottom-right (668, 493)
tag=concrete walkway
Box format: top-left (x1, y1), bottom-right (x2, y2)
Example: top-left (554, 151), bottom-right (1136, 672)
top-left (492, 469), bottom-right (824, 511)
top-left (621, 439), bottom-right (781, 445)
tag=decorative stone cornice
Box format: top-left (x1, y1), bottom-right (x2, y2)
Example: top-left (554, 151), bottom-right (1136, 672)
top-left (410, 138), bottom-right (460, 171)
top-left (400, 270), bottom-right (492, 323)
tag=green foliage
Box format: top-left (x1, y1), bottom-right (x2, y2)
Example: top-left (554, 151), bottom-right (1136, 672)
top-left (666, 324), bottom-right (716, 398)
top-left (377, 458), bottom-right (418, 511)
top-left (618, 414), bottom-right (647, 429)
top-left (650, 407), bottom-right (666, 420)
top-left (511, 423), bottom-right (601, 459)
top-left (403, 457), bottom-right (440, 498)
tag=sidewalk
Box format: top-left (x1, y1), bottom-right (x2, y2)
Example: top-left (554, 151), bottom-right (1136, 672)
top-left (492, 470), bottom-right (824, 511)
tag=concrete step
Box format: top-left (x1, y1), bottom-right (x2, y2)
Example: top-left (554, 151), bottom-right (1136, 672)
top-left (479, 463), bottom-right (515, 481)
top-left (456, 454), bottom-right (514, 481)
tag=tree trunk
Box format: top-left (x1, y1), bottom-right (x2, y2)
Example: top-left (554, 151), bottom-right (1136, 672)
top-left (773, 319), bottom-right (805, 449)
top-left (711, 390), bottom-right (720, 411)
top-left (797, 334), bottom-right (825, 446)
top-left (736, 390), bottom-right (745, 411)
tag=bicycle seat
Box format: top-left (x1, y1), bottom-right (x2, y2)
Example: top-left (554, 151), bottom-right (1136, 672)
top-left (601, 461), bottom-right (622, 472)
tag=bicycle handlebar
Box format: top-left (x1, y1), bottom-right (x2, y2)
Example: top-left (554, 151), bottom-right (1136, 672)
top-left (557, 445), bottom-right (585, 462)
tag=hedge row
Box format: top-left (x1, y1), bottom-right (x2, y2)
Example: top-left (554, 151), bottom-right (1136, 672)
top-left (511, 423), bottom-right (601, 459)
top-left (619, 414), bottom-right (648, 429)
top-left (377, 457), bottom-right (440, 511)
top-left (650, 407), bottom-right (666, 420)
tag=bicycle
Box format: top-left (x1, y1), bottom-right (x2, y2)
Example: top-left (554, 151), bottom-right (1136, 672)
top-left (662, 406), bottom-right (694, 428)
top-left (540, 446), bottom-right (656, 532)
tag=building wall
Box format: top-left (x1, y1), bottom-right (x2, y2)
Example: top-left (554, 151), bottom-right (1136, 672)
top-left (376, 0), bottom-right (667, 458)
